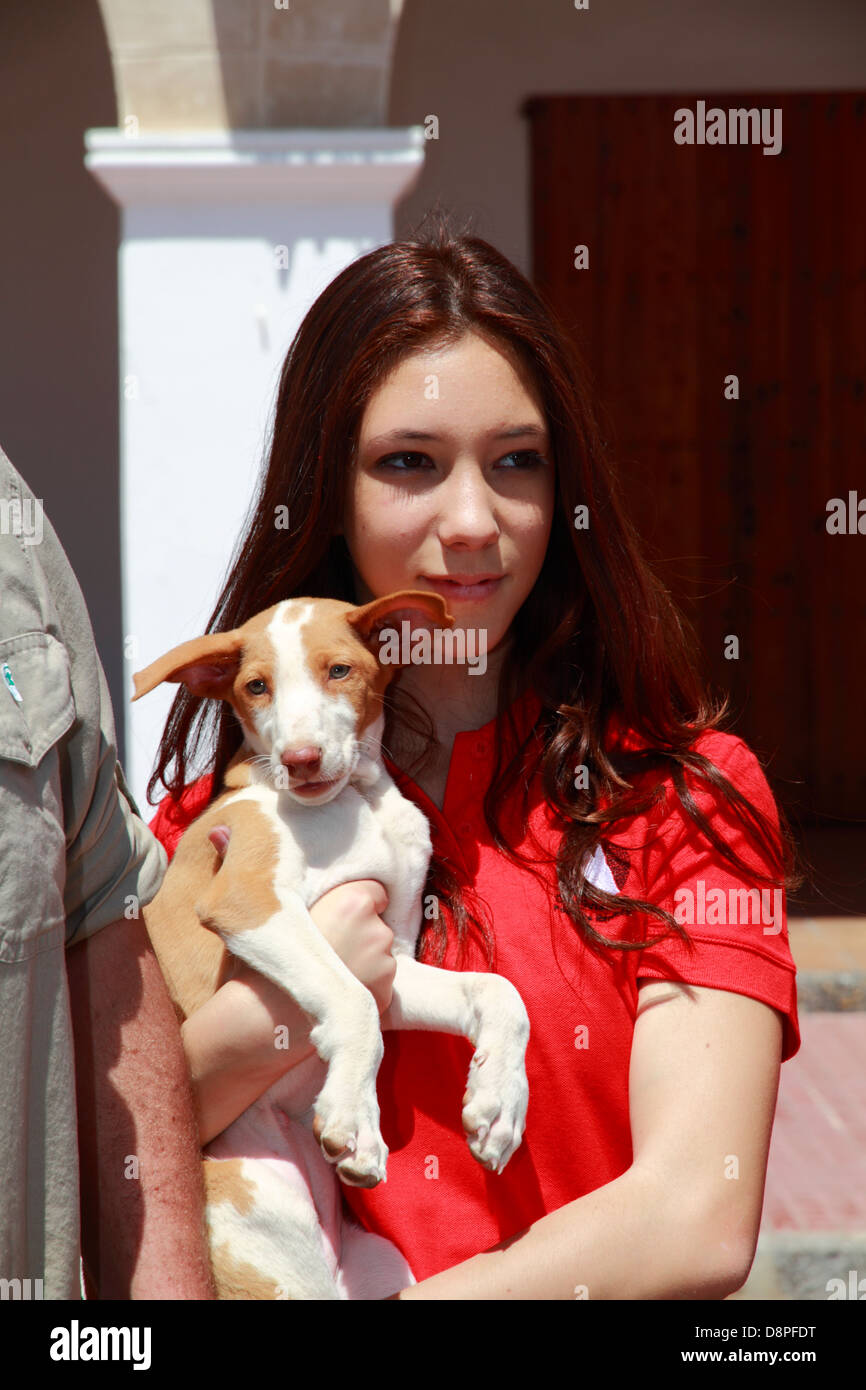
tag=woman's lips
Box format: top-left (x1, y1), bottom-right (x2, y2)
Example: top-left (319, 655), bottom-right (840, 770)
top-left (421, 575), bottom-right (504, 602)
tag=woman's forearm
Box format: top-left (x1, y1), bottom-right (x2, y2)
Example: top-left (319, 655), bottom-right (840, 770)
top-left (182, 971), bottom-right (316, 1145)
top-left (391, 1162), bottom-right (740, 1300)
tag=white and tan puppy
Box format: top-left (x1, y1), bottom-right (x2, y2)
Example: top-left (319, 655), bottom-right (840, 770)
top-left (134, 591), bottom-right (530, 1299)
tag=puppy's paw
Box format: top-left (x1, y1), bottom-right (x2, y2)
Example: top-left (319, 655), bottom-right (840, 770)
top-left (461, 1050), bottom-right (528, 1175)
top-left (335, 1135), bottom-right (389, 1189)
top-left (311, 1102), bottom-right (388, 1188)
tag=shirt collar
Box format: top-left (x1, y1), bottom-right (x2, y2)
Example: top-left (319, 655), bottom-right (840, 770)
top-left (381, 686), bottom-right (544, 812)
top-left (388, 685), bottom-right (542, 758)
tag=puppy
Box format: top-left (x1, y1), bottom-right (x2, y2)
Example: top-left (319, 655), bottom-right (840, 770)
top-left (135, 590), bottom-right (530, 1298)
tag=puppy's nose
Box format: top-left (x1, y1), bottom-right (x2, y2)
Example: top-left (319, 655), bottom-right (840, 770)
top-left (280, 746), bottom-right (322, 779)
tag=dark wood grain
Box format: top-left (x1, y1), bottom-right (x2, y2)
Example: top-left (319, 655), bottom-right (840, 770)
top-left (523, 92), bottom-right (866, 819)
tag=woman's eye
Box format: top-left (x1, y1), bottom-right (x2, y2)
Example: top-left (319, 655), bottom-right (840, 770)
top-left (376, 452), bottom-right (429, 471)
top-left (329, 664), bottom-right (352, 679)
top-left (499, 450), bottom-right (548, 469)
top-left (376, 450), bottom-right (547, 472)
top-left (246, 679), bottom-right (268, 696)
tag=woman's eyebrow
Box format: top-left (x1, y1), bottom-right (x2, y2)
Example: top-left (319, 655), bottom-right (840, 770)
top-left (365, 424), bottom-right (549, 447)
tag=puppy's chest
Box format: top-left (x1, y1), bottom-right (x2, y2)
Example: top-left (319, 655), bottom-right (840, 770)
top-left (228, 783), bottom-right (428, 904)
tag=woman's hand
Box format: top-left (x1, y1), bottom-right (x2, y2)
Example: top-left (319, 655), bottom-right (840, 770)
top-left (221, 879), bottom-right (395, 1025)
top-left (309, 879), bottom-right (396, 1015)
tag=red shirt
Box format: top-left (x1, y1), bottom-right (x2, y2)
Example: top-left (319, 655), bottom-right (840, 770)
top-left (149, 689), bottom-right (799, 1283)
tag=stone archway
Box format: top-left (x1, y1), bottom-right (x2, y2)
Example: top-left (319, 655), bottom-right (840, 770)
top-left (96, 0), bottom-right (405, 131)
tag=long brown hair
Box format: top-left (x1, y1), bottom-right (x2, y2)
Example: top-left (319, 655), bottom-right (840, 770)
top-left (150, 208), bottom-right (799, 968)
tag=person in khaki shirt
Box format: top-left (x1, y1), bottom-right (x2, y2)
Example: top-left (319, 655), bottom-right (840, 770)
top-left (0, 444), bottom-right (214, 1299)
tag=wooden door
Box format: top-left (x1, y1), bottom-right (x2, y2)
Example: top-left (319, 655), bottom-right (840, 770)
top-left (523, 92), bottom-right (866, 820)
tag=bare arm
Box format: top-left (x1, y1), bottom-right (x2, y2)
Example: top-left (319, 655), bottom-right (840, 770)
top-left (389, 982), bottom-right (783, 1299)
top-left (180, 880), bottom-right (396, 1145)
top-left (67, 915), bottom-right (217, 1299)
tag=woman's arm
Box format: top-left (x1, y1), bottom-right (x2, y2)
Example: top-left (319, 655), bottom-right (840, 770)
top-left (180, 880), bottom-right (396, 1145)
top-left (389, 981), bottom-right (783, 1299)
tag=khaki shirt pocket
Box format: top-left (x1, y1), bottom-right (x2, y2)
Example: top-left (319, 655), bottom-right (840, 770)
top-left (0, 632), bottom-right (75, 962)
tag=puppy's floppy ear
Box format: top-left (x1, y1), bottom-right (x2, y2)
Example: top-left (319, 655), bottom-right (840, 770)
top-left (132, 631), bottom-right (245, 702)
top-left (347, 589), bottom-right (454, 654)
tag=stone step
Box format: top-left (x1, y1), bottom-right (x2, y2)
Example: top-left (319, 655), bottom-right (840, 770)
top-left (729, 1231), bottom-right (866, 1301)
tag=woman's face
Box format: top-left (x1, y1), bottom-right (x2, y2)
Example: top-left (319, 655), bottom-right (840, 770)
top-left (342, 330), bottom-right (556, 656)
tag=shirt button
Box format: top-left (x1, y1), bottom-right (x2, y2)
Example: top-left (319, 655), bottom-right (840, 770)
top-left (474, 739), bottom-right (486, 755)
top-left (459, 821), bottom-right (472, 836)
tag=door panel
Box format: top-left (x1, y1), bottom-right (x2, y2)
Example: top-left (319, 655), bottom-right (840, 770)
top-left (524, 92), bottom-right (866, 819)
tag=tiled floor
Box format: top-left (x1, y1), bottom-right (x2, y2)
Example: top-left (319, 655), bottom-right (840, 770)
top-left (763, 916), bottom-right (866, 1232)
top-left (763, 1013), bottom-right (866, 1232)
top-left (726, 902), bottom-right (866, 1298)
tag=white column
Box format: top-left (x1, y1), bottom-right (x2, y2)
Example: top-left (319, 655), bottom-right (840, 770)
top-left (84, 128), bottom-right (425, 813)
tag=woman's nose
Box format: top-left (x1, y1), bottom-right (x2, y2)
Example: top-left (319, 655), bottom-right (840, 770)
top-left (435, 462), bottom-right (500, 545)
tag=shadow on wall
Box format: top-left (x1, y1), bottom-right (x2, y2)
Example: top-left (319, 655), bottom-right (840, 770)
top-left (0, 1), bottom-right (126, 757)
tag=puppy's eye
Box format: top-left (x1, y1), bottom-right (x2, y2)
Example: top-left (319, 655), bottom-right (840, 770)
top-left (329, 664), bottom-right (351, 680)
top-left (246, 679), bottom-right (268, 696)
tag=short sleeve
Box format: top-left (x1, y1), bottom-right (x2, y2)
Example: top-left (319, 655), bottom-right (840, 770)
top-left (0, 449), bottom-right (167, 948)
top-left (62, 662), bottom-right (167, 945)
top-left (632, 732), bottom-right (800, 1062)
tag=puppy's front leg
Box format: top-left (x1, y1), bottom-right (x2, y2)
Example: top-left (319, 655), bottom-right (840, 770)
top-left (387, 957), bottom-right (530, 1175)
top-left (196, 864), bottom-right (387, 1189)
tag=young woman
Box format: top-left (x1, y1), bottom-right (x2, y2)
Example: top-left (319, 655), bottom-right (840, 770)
top-left (148, 218), bottom-right (800, 1300)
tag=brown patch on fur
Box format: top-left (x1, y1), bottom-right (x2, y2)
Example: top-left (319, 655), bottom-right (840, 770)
top-left (208, 1243), bottom-right (285, 1300)
top-left (194, 799), bottom-right (282, 935)
top-left (203, 1160), bottom-right (283, 1298)
top-left (203, 1158), bottom-right (257, 1216)
top-left (142, 792), bottom-right (282, 1017)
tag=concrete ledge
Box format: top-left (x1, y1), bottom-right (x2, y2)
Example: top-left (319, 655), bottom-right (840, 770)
top-left (796, 972), bottom-right (866, 1011)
